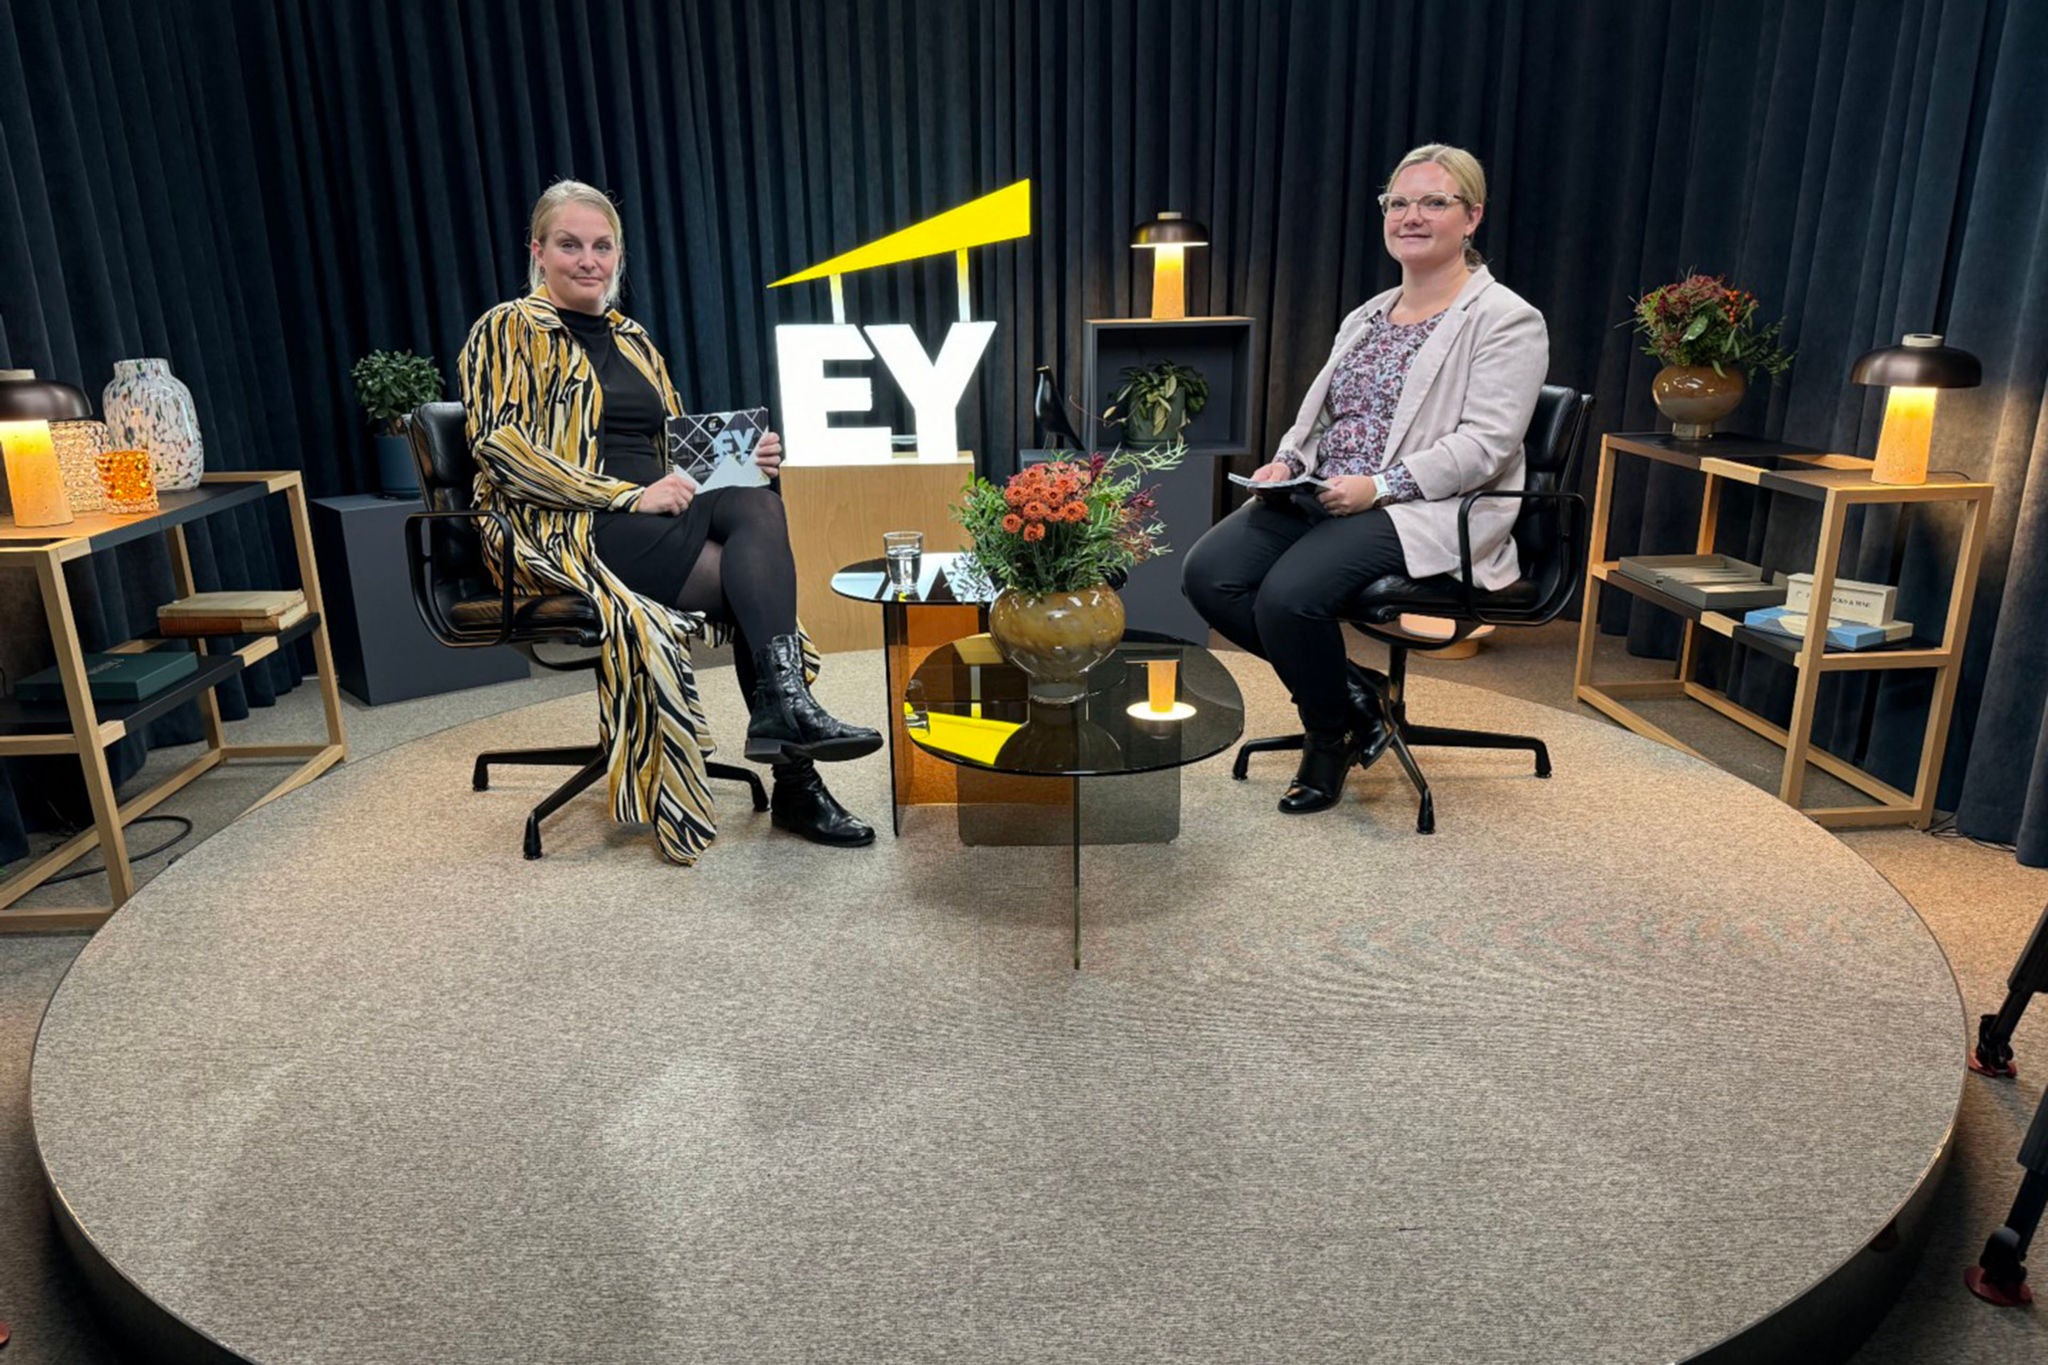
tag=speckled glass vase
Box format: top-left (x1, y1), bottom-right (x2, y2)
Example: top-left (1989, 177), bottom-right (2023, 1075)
top-left (51, 419), bottom-right (109, 513)
top-left (103, 359), bottom-right (205, 490)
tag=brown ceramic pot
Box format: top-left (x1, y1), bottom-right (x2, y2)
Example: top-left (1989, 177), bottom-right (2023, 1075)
top-left (987, 584), bottom-right (1126, 704)
top-left (1652, 365), bottom-right (1746, 440)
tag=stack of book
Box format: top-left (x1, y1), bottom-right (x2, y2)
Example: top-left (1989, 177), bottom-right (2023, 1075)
top-left (1614, 555), bottom-right (1788, 611)
top-left (157, 589), bottom-right (308, 636)
top-left (15, 651), bottom-right (202, 704)
top-left (1742, 574), bottom-right (1913, 650)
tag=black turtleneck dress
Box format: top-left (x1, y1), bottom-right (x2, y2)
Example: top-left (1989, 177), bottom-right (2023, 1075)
top-left (559, 306), bottom-right (710, 607)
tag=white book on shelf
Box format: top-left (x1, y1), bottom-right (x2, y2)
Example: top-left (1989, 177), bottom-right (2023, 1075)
top-left (1784, 573), bottom-right (1896, 626)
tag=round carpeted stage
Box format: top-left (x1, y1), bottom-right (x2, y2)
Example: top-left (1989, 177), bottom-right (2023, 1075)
top-left (32, 653), bottom-right (1963, 1364)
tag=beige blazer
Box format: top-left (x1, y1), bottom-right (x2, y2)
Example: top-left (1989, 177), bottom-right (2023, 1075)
top-left (1276, 266), bottom-right (1549, 589)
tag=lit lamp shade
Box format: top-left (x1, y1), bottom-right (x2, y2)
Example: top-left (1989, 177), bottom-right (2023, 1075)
top-left (1849, 334), bottom-right (1981, 485)
top-left (0, 369), bottom-right (93, 527)
top-left (1131, 212), bottom-right (1209, 321)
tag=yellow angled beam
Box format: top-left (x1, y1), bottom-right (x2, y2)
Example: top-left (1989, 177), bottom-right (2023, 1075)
top-left (771, 180), bottom-right (1030, 287)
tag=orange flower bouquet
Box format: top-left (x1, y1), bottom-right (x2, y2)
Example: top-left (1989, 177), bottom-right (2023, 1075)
top-left (954, 442), bottom-right (1185, 698)
top-left (954, 443), bottom-right (1183, 595)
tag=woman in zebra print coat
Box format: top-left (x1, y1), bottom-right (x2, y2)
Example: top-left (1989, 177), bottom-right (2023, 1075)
top-left (458, 180), bottom-right (880, 865)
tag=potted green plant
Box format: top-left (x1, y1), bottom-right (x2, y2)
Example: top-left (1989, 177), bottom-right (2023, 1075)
top-left (953, 442), bottom-right (1184, 703)
top-left (1627, 274), bottom-right (1794, 439)
top-left (1105, 361), bottom-right (1209, 446)
top-left (352, 350), bottom-right (445, 497)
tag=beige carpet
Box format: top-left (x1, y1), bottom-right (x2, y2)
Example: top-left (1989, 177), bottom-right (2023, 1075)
top-left (29, 650), bottom-right (1960, 1364)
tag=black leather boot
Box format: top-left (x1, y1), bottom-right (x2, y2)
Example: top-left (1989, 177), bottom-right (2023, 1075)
top-left (1346, 663), bottom-right (1394, 773)
top-left (1279, 727), bottom-right (1356, 814)
top-left (745, 634), bottom-right (884, 763)
top-left (770, 758), bottom-right (875, 847)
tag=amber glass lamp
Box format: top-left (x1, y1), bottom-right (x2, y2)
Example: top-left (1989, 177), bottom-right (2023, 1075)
top-left (1131, 212), bottom-right (1209, 321)
top-left (1849, 334), bottom-right (1981, 485)
top-left (0, 369), bottom-right (93, 527)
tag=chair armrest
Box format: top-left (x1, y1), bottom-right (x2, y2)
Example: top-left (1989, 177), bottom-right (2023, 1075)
top-left (404, 508), bottom-right (517, 648)
top-left (1452, 488), bottom-right (1587, 626)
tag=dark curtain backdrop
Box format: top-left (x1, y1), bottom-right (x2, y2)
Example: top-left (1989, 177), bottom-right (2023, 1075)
top-left (3, 0), bottom-right (2044, 868)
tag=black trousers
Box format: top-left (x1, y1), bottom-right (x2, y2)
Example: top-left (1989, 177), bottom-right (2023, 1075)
top-left (1181, 488), bottom-right (1409, 733)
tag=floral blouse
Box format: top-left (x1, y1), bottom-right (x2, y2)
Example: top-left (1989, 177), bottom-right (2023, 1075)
top-left (1287, 311), bottom-right (1440, 502)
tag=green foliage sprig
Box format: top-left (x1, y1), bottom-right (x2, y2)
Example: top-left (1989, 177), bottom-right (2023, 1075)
top-left (1105, 361), bottom-right (1210, 439)
top-left (955, 442), bottom-right (1185, 595)
top-left (1628, 274), bottom-right (1794, 378)
top-left (352, 350), bottom-right (445, 434)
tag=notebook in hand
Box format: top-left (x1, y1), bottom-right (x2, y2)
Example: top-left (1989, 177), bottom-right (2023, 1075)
top-left (666, 408), bottom-right (772, 493)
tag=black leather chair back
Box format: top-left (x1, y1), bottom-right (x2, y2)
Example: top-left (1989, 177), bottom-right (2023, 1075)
top-left (1511, 385), bottom-right (1594, 599)
top-left (406, 401), bottom-right (491, 607)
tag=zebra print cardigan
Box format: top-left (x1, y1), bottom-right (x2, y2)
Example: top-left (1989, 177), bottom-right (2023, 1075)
top-left (458, 290), bottom-right (820, 865)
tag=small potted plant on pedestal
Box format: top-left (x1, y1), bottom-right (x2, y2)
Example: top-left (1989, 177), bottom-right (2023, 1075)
top-left (352, 350), bottom-right (445, 497)
top-left (1105, 361), bottom-right (1210, 446)
top-left (1628, 274), bottom-right (1793, 440)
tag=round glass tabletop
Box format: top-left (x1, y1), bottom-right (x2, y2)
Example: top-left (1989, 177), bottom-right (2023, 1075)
top-left (830, 552), bottom-right (996, 606)
top-left (904, 631), bottom-right (1246, 778)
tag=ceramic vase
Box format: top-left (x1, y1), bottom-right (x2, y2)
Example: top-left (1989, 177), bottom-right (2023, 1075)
top-left (987, 584), bottom-right (1126, 705)
top-left (1651, 365), bottom-right (1746, 441)
top-left (104, 358), bottom-right (205, 490)
top-left (51, 419), bottom-right (109, 513)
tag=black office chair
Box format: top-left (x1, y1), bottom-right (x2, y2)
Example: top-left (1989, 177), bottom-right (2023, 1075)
top-left (1233, 384), bottom-right (1594, 833)
top-left (402, 401), bottom-right (765, 859)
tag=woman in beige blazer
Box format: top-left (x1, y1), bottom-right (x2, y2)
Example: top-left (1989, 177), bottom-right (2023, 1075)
top-left (1183, 144), bottom-right (1548, 814)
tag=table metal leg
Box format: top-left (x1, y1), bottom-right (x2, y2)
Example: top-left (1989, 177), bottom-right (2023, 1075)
top-left (1072, 775), bottom-right (1082, 970)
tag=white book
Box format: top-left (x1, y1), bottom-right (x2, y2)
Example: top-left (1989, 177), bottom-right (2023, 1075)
top-left (1784, 573), bottom-right (1897, 626)
top-left (1228, 470), bottom-right (1331, 491)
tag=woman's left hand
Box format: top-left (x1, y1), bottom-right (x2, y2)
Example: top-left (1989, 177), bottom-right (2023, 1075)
top-left (754, 429), bottom-right (783, 479)
top-left (1317, 475), bottom-right (1379, 516)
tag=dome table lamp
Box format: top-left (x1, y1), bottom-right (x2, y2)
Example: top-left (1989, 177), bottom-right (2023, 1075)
top-left (1850, 334), bottom-right (1981, 485)
top-left (0, 369), bottom-right (92, 527)
top-left (1131, 212), bottom-right (1209, 321)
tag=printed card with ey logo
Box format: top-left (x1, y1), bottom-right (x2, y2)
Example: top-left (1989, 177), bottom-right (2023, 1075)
top-left (665, 408), bottom-right (773, 492)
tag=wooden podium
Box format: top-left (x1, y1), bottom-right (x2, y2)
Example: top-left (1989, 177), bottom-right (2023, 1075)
top-left (781, 455), bottom-right (976, 653)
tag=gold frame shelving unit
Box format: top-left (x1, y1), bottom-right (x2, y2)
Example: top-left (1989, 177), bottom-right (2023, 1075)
top-left (1574, 433), bottom-right (1991, 829)
top-left (1, 472), bottom-right (347, 931)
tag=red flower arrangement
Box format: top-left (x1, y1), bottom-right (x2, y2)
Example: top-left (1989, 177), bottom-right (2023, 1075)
top-left (1629, 272), bottom-right (1794, 377)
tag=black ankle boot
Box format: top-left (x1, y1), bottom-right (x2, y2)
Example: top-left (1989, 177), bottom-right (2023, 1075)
top-left (770, 759), bottom-right (875, 847)
top-left (745, 634), bottom-right (884, 763)
top-left (1346, 664), bottom-right (1394, 773)
top-left (1279, 727), bottom-right (1355, 814)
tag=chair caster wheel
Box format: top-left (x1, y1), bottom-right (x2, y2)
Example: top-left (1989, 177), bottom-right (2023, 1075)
top-left (1231, 757), bottom-right (1249, 781)
top-left (1417, 799), bottom-right (1436, 835)
top-left (1534, 746), bottom-right (1552, 779)
top-left (524, 819), bottom-right (542, 860)
top-left (473, 759), bottom-right (491, 792)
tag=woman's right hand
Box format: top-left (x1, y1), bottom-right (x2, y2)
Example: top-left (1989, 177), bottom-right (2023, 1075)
top-left (1249, 460), bottom-right (1295, 484)
top-left (636, 471), bottom-right (696, 516)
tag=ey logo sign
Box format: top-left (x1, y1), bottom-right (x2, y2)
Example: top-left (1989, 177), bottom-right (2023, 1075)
top-left (771, 179), bottom-right (1029, 463)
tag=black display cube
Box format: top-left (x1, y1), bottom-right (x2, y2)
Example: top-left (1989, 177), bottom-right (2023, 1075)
top-left (1082, 316), bottom-right (1257, 641)
top-left (311, 494), bottom-right (530, 705)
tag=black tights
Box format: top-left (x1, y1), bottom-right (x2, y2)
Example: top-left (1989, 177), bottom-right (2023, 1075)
top-left (671, 487), bottom-right (798, 701)
top-left (1181, 491), bottom-right (1409, 733)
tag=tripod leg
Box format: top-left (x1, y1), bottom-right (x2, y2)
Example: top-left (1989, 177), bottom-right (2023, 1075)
top-left (1972, 901), bottom-right (2048, 1078)
top-left (1967, 1081), bottom-right (2048, 1306)
top-left (1966, 1176), bottom-right (2046, 1306)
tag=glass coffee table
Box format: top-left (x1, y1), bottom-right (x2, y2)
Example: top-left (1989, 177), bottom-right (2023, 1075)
top-left (830, 552), bottom-right (997, 834)
top-left (903, 631), bottom-right (1244, 967)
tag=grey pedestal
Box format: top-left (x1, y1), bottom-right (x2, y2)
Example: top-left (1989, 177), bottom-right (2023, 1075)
top-left (312, 494), bottom-right (529, 705)
top-left (1080, 316), bottom-right (1258, 642)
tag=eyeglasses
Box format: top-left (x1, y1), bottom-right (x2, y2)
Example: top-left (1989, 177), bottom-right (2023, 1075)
top-left (1377, 193), bottom-right (1469, 217)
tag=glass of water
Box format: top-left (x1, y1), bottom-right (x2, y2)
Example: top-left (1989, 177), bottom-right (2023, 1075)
top-left (883, 530), bottom-right (923, 595)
